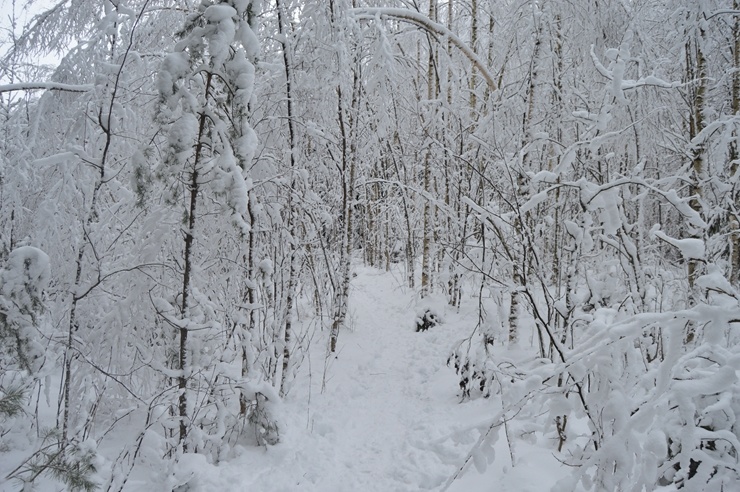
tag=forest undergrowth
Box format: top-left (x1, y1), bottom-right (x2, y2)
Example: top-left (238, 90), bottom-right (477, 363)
top-left (2, 0), bottom-right (740, 490)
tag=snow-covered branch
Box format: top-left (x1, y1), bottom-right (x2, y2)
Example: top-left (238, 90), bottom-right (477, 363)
top-left (589, 44), bottom-right (682, 93)
top-left (349, 7), bottom-right (497, 91)
top-left (0, 82), bottom-right (94, 94)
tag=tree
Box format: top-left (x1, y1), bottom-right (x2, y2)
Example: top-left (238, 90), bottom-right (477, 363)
top-left (0, 246), bottom-right (49, 382)
top-left (156, 0), bottom-right (265, 450)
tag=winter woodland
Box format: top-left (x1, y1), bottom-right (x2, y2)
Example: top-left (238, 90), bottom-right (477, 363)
top-left (1, 0), bottom-right (740, 490)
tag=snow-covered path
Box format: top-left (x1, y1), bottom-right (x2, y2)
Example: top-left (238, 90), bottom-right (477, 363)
top-left (300, 266), bottom-right (461, 490)
top-left (189, 264), bottom-right (564, 492)
top-left (237, 265), bottom-right (472, 491)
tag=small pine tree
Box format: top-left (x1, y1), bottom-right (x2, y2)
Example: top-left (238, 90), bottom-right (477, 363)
top-left (0, 248), bottom-right (98, 491)
top-left (0, 247), bottom-right (50, 433)
top-left (6, 429), bottom-right (98, 492)
top-left (0, 246), bottom-right (50, 375)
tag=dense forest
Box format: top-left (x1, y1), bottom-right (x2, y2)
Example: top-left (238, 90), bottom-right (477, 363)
top-left (1, 0), bottom-right (739, 490)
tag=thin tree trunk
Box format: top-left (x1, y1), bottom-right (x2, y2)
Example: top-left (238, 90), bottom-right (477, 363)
top-left (421, 0), bottom-right (438, 298)
top-left (61, 10), bottom-right (126, 446)
top-left (330, 76), bottom-right (360, 352)
top-left (240, 190), bottom-right (258, 415)
top-left (730, 0), bottom-right (740, 284)
top-left (177, 72), bottom-right (213, 448)
top-left (329, 0), bottom-right (361, 353)
top-left (685, 14), bottom-right (706, 344)
top-left (468, 0), bottom-right (477, 114)
top-left (387, 136), bottom-right (415, 288)
top-left (277, 0), bottom-right (298, 396)
top-left (508, 8), bottom-right (542, 345)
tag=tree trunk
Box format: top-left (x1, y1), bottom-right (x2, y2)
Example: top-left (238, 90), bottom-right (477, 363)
top-left (730, 0), bottom-right (740, 284)
top-left (277, 0), bottom-right (299, 396)
top-left (329, 0), bottom-right (361, 353)
top-left (61, 13), bottom-right (124, 446)
top-left (420, 0), bottom-right (438, 298)
top-left (508, 11), bottom-right (541, 345)
top-left (177, 72), bottom-right (213, 448)
top-left (240, 190), bottom-right (258, 415)
top-left (330, 78), bottom-right (360, 353)
top-left (685, 12), bottom-right (707, 344)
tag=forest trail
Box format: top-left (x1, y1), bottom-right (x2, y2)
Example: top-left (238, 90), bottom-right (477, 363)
top-left (304, 265), bottom-right (463, 491)
top-left (192, 264), bottom-right (562, 492)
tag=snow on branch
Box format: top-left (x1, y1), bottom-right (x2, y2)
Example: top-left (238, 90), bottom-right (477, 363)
top-left (0, 82), bottom-right (94, 94)
top-left (589, 42), bottom-right (681, 99)
top-left (652, 229), bottom-right (705, 260)
top-left (349, 7), bottom-right (497, 91)
top-left (689, 116), bottom-right (740, 153)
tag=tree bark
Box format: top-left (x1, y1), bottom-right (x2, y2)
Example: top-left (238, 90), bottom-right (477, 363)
top-left (420, 0), bottom-right (438, 299)
top-left (730, 0), bottom-right (740, 284)
top-left (277, 0), bottom-right (299, 395)
top-left (685, 13), bottom-right (707, 344)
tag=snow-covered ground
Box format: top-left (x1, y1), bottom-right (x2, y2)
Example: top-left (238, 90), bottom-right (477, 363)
top-left (158, 264), bottom-right (569, 492)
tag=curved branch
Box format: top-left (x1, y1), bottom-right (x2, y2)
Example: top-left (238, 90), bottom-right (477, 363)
top-left (350, 7), bottom-right (497, 92)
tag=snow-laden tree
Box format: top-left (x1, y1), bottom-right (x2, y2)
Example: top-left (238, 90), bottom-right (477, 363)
top-left (154, 0), bottom-right (280, 455)
top-left (0, 246), bottom-right (49, 398)
top-left (0, 246), bottom-right (99, 491)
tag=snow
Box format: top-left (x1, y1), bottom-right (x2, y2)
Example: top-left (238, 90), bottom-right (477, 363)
top-left (213, 146), bottom-right (251, 234)
top-left (652, 230), bottom-right (705, 260)
top-left (121, 264), bottom-right (567, 492)
top-left (204, 4), bottom-right (237, 23)
top-left (0, 82), bottom-right (94, 93)
top-left (531, 170), bottom-right (559, 184)
top-left (590, 37), bottom-right (680, 96)
top-left (1, 246), bottom-right (51, 296)
top-left (5, 1), bottom-right (740, 490)
top-left (258, 258), bottom-right (274, 276)
top-left (520, 190), bottom-right (550, 214)
top-left (350, 8), bottom-right (498, 91)
top-left (673, 365), bottom-right (738, 397)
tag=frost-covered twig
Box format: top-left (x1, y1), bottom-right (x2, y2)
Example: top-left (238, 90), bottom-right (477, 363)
top-left (0, 82), bottom-right (94, 93)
